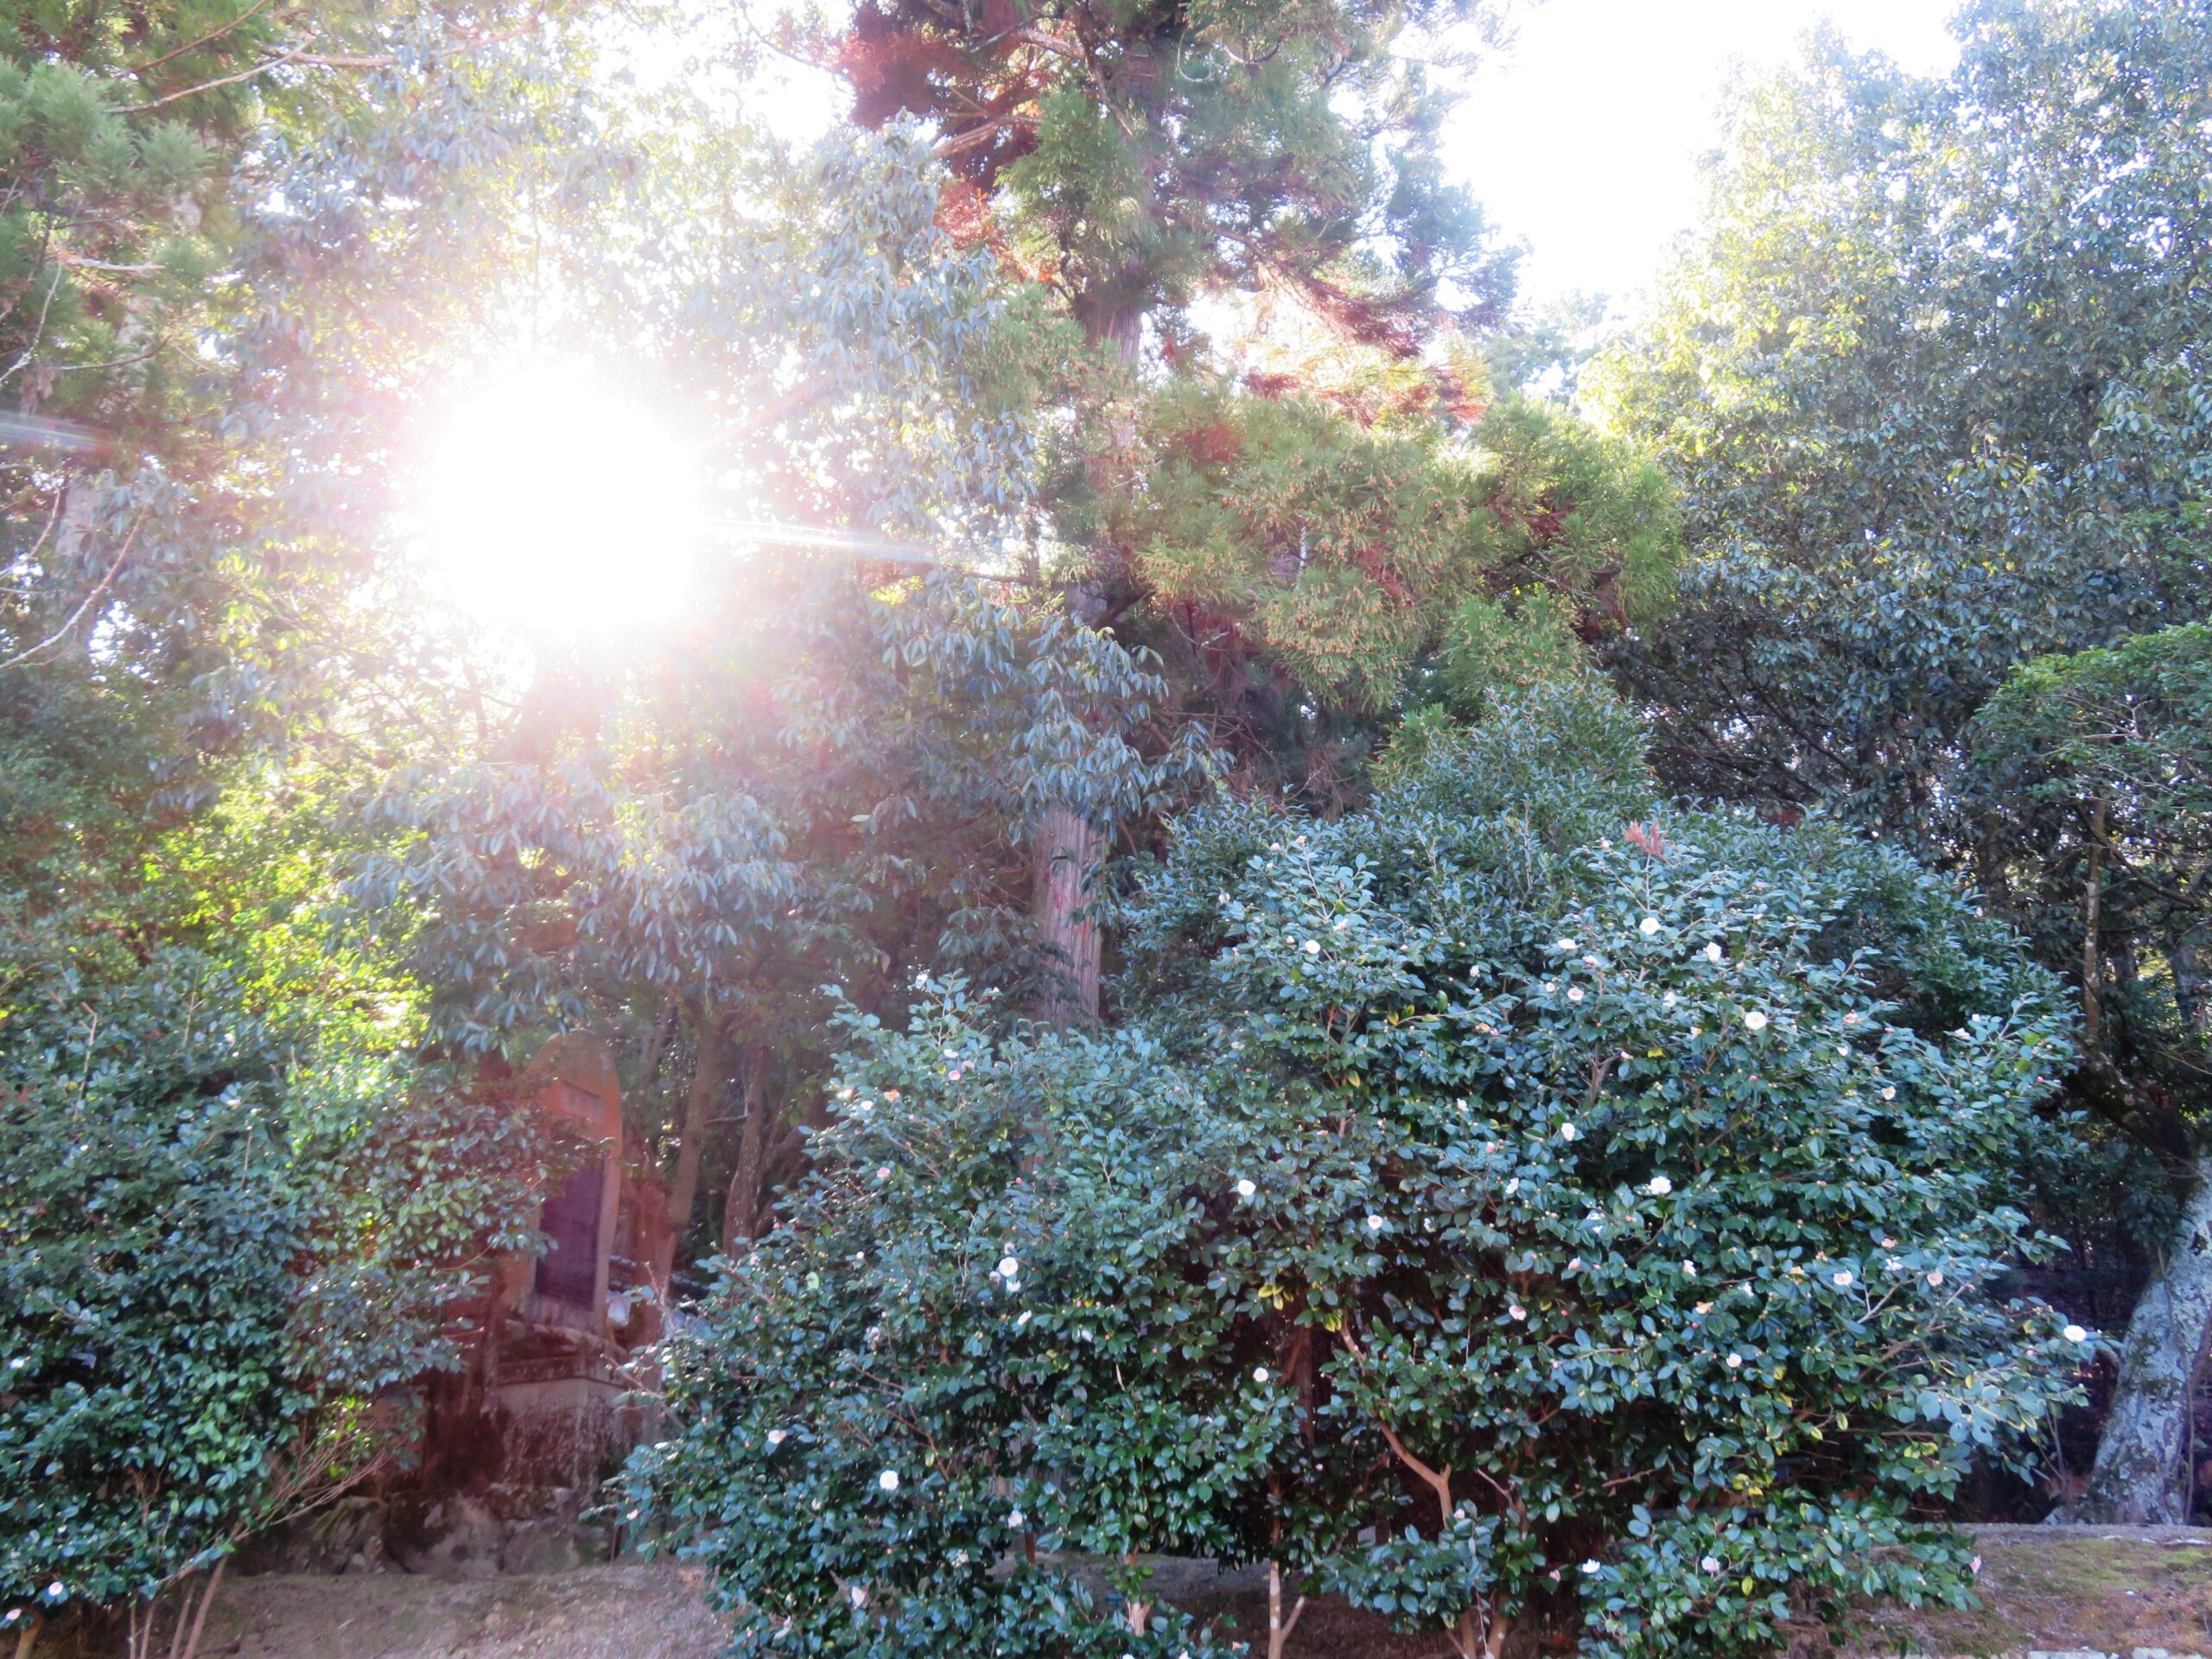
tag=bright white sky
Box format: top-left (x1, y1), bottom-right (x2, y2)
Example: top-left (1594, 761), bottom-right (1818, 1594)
top-left (1446, 0), bottom-right (1962, 308)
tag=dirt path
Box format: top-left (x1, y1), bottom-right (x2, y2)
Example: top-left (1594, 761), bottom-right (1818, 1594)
top-left (51, 1526), bottom-right (2212, 1658)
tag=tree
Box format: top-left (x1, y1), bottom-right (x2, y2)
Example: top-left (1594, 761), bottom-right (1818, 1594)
top-left (629, 680), bottom-right (2087, 1658)
top-left (339, 96), bottom-right (1208, 1272)
top-left (3, 9), bottom-right (615, 1643)
top-left (1, 795), bottom-right (549, 1653)
top-left (1592, 0), bottom-right (2212, 1516)
top-left (820, 0), bottom-right (1675, 1015)
top-left (1961, 624), bottom-right (2212, 1520)
top-left (1592, 0), bottom-right (2212, 828)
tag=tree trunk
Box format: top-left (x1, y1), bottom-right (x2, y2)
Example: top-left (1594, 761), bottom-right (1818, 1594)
top-left (1034, 806), bottom-right (1102, 1026)
top-left (2061, 1156), bottom-right (2212, 1522)
top-left (666, 1002), bottom-right (725, 1241)
top-left (1264, 1560), bottom-right (1305, 1659)
top-left (1027, 289), bottom-right (1143, 1027)
top-left (2082, 798), bottom-right (2107, 1046)
top-left (2175, 925), bottom-right (2210, 1037)
top-left (721, 1043), bottom-right (772, 1256)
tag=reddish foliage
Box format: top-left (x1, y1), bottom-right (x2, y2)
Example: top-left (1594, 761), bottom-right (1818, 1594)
top-left (837, 10), bottom-right (967, 127)
top-left (1177, 418), bottom-right (1246, 467)
top-left (935, 177), bottom-right (1009, 262)
top-left (1624, 822), bottom-right (1671, 861)
top-left (1349, 542), bottom-right (1412, 603)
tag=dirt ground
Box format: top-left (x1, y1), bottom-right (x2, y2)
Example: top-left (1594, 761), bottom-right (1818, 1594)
top-left (43, 1526), bottom-right (2212, 1659)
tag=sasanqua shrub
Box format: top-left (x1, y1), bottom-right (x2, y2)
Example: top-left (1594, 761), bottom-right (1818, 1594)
top-left (629, 681), bottom-right (2089, 1659)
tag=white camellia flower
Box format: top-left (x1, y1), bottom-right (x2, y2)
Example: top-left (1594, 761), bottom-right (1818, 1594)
top-left (2064, 1324), bottom-right (2089, 1343)
top-left (1303, 939), bottom-right (1321, 956)
top-left (1725, 1353), bottom-right (1743, 1369)
top-left (997, 1255), bottom-right (1020, 1279)
top-left (1366, 1214), bottom-right (1387, 1232)
top-left (1744, 1010), bottom-right (1769, 1032)
top-left (1647, 1175), bottom-right (1673, 1197)
top-left (1008, 1510), bottom-right (1026, 1529)
top-left (1662, 990), bottom-right (1677, 1007)
top-left (1700, 1555), bottom-right (1722, 1574)
top-left (1927, 1271), bottom-right (1944, 1287)
top-left (767, 1429), bottom-right (787, 1447)
top-left (1832, 1270), bottom-right (1854, 1287)
top-left (46, 1584), bottom-right (62, 1601)
top-left (1559, 1122), bottom-right (1579, 1141)
top-left (1681, 1261), bottom-right (1697, 1278)
top-left (879, 1470), bottom-right (900, 1491)
top-left (1640, 916), bottom-right (1662, 937)
top-left (1567, 986), bottom-right (1585, 1002)
top-left (1581, 1560), bottom-right (1601, 1575)
top-left (1504, 1178), bottom-right (1520, 1195)
top-left (1556, 937), bottom-right (1578, 952)
top-left (1581, 955), bottom-right (1599, 969)
top-left (1704, 942), bottom-right (1724, 962)
top-left (1236, 1178), bottom-right (1257, 1198)
top-left (1509, 1304), bottom-right (1527, 1321)
top-left (1880, 1085), bottom-right (1897, 1100)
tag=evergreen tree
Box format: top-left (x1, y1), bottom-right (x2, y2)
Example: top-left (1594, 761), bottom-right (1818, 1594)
top-left (823, 0), bottom-right (1678, 1016)
top-left (1594, 0), bottom-right (2212, 1519)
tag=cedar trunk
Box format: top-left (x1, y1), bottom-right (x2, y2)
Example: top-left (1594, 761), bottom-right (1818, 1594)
top-left (1028, 293), bottom-right (1141, 1025)
top-left (1034, 805), bottom-right (1102, 1027)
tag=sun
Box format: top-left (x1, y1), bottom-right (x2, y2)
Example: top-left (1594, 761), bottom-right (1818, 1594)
top-left (416, 359), bottom-right (705, 639)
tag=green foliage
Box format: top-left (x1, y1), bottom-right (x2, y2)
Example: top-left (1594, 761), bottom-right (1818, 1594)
top-left (2, 13), bottom-right (613, 1624)
top-left (0, 935), bottom-right (548, 1622)
top-left (1595, 0), bottom-right (2212, 829)
top-left (631, 683), bottom-right (2086, 1657)
top-left (357, 569), bottom-right (1205, 1054)
top-left (1961, 624), bottom-right (2212, 1142)
top-left (1123, 385), bottom-right (1675, 717)
top-left (846, 0), bottom-right (1514, 338)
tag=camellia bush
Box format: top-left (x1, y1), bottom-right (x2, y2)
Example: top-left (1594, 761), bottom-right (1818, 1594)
top-left (630, 681), bottom-right (2092, 1659)
top-left (0, 944), bottom-right (548, 1648)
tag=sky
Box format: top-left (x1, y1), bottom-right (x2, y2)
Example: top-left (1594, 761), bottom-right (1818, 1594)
top-left (1444, 0), bottom-right (1962, 308)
